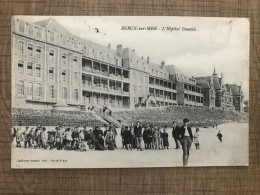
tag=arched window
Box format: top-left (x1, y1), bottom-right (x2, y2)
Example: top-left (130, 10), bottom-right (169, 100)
top-left (18, 60), bottom-right (24, 74)
top-left (36, 64), bottom-right (41, 77)
top-left (27, 43), bottom-right (33, 57)
top-left (35, 83), bottom-right (42, 97)
top-left (49, 85), bottom-right (55, 98)
top-left (27, 82), bottom-right (33, 96)
top-left (61, 70), bottom-right (66, 82)
top-left (18, 41), bottom-right (25, 55)
top-left (73, 89), bottom-right (78, 100)
top-left (62, 87), bottom-right (67, 99)
top-left (48, 67), bottom-right (54, 80)
top-left (49, 49), bottom-right (55, 62)
top-left (36, 46), bottom-right (42, 59)
top-left (17, 81), bottom-right (24, 95)
top-left (73, 56), bottom-right (78, 66)
top-left (27, 62), bottom-right (33, 76)
top-left (61, 53), bottom-right (67, 65)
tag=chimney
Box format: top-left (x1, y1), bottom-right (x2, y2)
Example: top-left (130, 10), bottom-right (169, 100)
top-left (117, 45), bottom-right (122, 57)
top-left (161, 60), bottom-right (165, 68)
top-left (108, 43), bottom-right (111, 49)
top-left (147, 56), bottom-right (150, 64)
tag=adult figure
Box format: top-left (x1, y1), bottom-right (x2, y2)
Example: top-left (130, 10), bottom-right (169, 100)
top-left (120, 125), bottom-right (126, 149)
top-left (109, 123), bottom-right (117, 148)
top-left (178, 118), bottom-right (193, 166)
top-left (172, 121), bottom-right (180, 149)
top-left (103, 125), bottom-right (109, 138)
top-left (143, 125), bottom-right (149, 149)
top-left (122, 126), bottom-right (132, 150)
top-left (130, 122), bottom-right (136, 149)
top-left (217, 130), bottom-right (223, 142)
top-left (134, 121), bottom-right (143, 151)
top-left (104, 127), bottom-right (115, 150)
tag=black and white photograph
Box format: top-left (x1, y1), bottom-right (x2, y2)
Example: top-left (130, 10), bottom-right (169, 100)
top-left (11, 16), bottom-right (249, 168)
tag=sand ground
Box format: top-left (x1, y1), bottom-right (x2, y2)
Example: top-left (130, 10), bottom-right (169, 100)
top-left (11, 122), bottom-right (248, 168)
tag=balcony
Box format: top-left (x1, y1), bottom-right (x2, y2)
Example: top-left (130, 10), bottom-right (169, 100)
top-left (82, 67), bottom-right (130, 82)
top-left (149, 83), bottom-right (177, 92)
top-left (184, 89), bottom-right (203, 96)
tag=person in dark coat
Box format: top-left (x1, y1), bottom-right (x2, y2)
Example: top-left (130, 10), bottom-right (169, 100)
top-left (142, 126), bottom-right (149, 149)
top-left (134, 121), bottom-right (143, 151)
top-left (178, 118), bottom-right (193, 166)
top-left (172, 121), bottom-right (180, 149)
top-left (120, 125), bottom-right (126, 149)
top-left (147, 126), bottom-right (153, 149)
top-left (122, 126), bottom-right (132, 150)
top-left (93, 126), bottom-right (103, 139)
top-left (217, 131), bottom-right (223, 142)
top-left (130, 122), bottom-right (136, 149)
top-left (162, 125), bottom-right (169, 149)
top-left (95, 133), bottom-right (106, 150)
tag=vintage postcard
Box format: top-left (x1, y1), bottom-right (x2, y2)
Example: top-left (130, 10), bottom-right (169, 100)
top-left (11, 16), bottom-right (249, 168)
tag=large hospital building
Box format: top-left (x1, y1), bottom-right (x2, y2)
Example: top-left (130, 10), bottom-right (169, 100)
top-left (11, 18), bottom-right (243, 112)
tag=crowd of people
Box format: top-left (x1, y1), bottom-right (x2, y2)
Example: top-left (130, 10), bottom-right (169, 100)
top-left (12, 119), bottom-right (201, 152)
top-left (12, 118), bottom-right (227, 166)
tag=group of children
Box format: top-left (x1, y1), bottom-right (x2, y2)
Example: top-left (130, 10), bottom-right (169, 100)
top-left (12, 121), bottom-right (212, 152)
top-left (12, 124), bottom-right (118, 151)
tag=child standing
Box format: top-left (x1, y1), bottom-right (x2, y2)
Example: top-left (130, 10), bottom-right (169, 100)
top-left (194, 128), bottom-right (200, 150)
top-left (162, 126), bottom-right (169, 149)
top-left (15, 128), bottom-right (22, 147)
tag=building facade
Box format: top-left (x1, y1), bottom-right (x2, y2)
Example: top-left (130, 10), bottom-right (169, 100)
top-left (11, 18), bottom-right (242, 112)
top-left (195, 68), bottom-right (240, 111)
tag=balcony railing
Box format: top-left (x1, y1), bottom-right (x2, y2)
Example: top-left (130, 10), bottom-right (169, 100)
top-left (82, 67), bottom-right (130, 81)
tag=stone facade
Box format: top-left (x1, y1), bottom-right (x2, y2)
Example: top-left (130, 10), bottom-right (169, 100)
top-left (195, 68), bottom-right (240, 111)
top-left (12, 18), bottom-right (239, 112)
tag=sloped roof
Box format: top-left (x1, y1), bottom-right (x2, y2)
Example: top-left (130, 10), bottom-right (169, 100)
top-left (226, 84), bottom-right (242, 96)
top-left (80, 38), bottom-right (118, 56)
top-left (165, 65), bottom-right (193, 83)
top-left (195, 76), bottom-right (211, 84)
top-left (165, 65), bottom-right (186, 77)
top-left (149, 62), bottom-right (168, 74)
top-left (35, 18), bottom-right (76, 39)
top-left (36, 18), bottom-right (121, 59)
top-left (196, 80), bottom-right (210, 88)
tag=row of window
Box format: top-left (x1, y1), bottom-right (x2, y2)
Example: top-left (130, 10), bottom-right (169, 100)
top-left (18, 21), bottom-right (42, 39)
top-left (17, 60), bottom-right (79, 84)
top-left (18, 41), bottom-right (42, 59)
top-left (151, 69), bottom-right (168, 79)
top-left (130, 59), bottom-right (148, 72)
top-left (18, 60), bottom-right (42, 77)
top-left (85, 49), bottom-right (119, 66)
top-left (17, 81), bottom-right (79, 100)
top-left (18, 40), bottom-right (79, 65)
top-left (17, 81), bottom-right (43, 97)
top-left (18, 21), bottom-right (80, 50)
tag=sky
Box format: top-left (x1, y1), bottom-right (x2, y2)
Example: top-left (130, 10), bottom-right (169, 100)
top-left (18, 16), bottom-right (249, 100)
